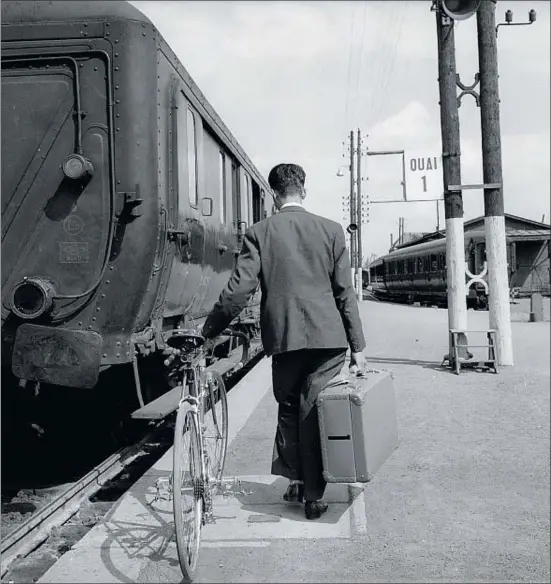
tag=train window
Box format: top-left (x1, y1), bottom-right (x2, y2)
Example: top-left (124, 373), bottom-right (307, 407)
top-left (186, 108), bottom-right (198, 207)
top-left (248, 178), bottom-right (253, 224)
top-left (438, 253), bottom-right (445, 270)
top-left (231, 162), bottom-right (239, 224)
top-left (418, 257), bottom-right (424, 273)
top-left (430, 254), bottom-right (438, 272)
top-left (218, 151), bottom-right (226, 223)
top-left (252, 182), bottom-right (262, 223)
top-left (261, 190), bottom-right (267, 219)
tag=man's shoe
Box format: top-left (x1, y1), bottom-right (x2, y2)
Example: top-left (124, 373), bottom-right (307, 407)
top-left (283, 483), bottom-right (304, 503)
top-left (304, 500), bottom-right (328, 520)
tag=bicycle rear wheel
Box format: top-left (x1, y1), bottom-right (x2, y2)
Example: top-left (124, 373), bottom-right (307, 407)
top-left (202, 371), bottom-right (229, 484)
top-left (173, 406), bottom-right (203, 582)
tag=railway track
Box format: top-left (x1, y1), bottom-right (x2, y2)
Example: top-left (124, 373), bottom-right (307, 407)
top-left (1, 348), bottom-right (265, 581)
top-left (0, 420), bottom-right (169, 578)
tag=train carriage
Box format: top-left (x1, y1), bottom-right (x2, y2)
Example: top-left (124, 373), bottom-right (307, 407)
top-left (1, 1), bottom-right (273, 409)
top-left (367, 219), bottom-right (550, 308)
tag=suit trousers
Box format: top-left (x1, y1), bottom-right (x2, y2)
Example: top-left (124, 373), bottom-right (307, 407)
top-left (270, 348), bottom-right (347, 501)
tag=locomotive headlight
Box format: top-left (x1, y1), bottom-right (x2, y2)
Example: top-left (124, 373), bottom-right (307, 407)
top-left (11, 277), bottom-right (56, 320)
top-left (62, 154), bottom-right (94, 180)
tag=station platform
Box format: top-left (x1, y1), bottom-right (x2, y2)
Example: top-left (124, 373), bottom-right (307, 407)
top-left (38, 300), bottom-right (550, 583)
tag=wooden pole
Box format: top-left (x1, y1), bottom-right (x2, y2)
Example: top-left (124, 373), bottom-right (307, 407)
top-left (436, 3), bottom-right (469, 361)
top-left (349, 130), bottom-right (356, 269)
top-left (477, 0), bottom-right (513, 365)
top-left (356, 128), bottom-right (363, 301)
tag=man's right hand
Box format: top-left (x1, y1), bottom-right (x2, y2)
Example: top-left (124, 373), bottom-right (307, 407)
top-left (349, 351), bottom-right (367, 375)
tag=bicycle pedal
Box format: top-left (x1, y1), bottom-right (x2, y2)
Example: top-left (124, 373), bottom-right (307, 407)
top-left (150, 476), bottom-right (173, 504)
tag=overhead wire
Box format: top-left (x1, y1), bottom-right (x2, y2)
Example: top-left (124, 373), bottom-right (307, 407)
top-left (370, 2), bottom-right (409, 127)
top-left (363, 3), bottom-right (400, 128)
top-left (342, 2), bottom-right (357, 150)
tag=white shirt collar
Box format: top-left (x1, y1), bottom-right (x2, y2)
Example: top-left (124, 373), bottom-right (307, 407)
top-left (280, 202), bottom-right (304, 210)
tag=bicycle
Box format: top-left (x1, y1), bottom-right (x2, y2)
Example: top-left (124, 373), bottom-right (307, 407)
top-left (164, 328), bottom-right (244, 582)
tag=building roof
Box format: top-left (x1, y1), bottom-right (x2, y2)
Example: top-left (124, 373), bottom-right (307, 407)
top-left (464, 213), bottom-right (550, 231)
top-left (392, 213), bottom-right (550, 251)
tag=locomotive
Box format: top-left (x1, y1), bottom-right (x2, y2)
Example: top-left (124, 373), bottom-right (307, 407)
top-left (368, 230), bottom-right (494, 309)
top-left (1, 1), bottom-right (272, 417)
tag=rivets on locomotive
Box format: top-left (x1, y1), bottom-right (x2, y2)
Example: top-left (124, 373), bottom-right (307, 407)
top-left (103, 353), bottom-right (108, 358)
top-left (116, 341), bottom-right (121, 347)
top-left (96, 307), bottom-right (101, 312)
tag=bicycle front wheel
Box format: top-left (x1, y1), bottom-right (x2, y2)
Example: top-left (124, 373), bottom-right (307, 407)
top-left (202, 371), bottom-right (229, 484)
top-left (173, 406), bottom-right (203, 582)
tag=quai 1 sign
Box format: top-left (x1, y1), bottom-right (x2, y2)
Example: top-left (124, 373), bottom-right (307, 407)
top-left (404, 151), bottom-right (444, 201)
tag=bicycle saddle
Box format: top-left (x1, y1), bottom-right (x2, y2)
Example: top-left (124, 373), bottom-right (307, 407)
top-left (166, 330), bottom-right (205, 351)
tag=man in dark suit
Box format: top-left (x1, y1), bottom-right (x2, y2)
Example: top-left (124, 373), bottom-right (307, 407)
top-left (202, 163), bottom-right (366, 520)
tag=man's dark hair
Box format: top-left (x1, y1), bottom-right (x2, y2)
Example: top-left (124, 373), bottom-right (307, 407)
top-left (268, 163), bottom-right (306, 196)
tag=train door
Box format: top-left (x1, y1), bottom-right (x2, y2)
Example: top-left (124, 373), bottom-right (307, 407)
top-left (164, 89), bottom-right (206, 319)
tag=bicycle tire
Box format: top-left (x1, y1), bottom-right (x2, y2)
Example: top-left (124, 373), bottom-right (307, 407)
top-left (173, 406), bottom-right (203, 582)
top-left (202, 371), bottom-right (229, 485)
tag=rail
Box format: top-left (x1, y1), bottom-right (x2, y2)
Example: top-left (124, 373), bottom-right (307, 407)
top-left (0, 421), bottom-right (165, 577)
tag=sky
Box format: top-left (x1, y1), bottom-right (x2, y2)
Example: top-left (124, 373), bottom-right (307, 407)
top-left (131, 0), bottom-right (550, 259)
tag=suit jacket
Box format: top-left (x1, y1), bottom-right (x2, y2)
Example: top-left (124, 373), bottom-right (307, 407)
top-left (202, 206), bottom-right (366, 356)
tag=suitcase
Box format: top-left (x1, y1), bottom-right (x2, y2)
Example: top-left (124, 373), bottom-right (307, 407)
top-left (317, 369), bottom-right (399, 483)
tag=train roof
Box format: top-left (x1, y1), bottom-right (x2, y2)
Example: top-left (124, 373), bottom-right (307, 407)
top-left (1, 1), bottom-right (150, 25)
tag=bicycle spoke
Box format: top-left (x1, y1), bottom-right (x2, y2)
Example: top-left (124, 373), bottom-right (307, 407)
top-left (173, 408), bottom-right (203, 581)
top-left (201, 372), bottom-right (229, 484)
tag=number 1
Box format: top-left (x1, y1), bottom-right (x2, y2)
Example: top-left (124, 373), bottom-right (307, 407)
top-left (421, 175), bottom-right (427, 192)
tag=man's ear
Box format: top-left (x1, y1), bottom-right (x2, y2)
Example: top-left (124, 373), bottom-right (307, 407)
top-left (301, 187), bottom-right (307, 200)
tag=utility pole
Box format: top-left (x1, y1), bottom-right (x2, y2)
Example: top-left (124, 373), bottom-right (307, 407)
top-left (477, 0), bottom-right (513, 365)
top-left (356, 128), bottom-right (363, 301)
top-left (348, 130), bottom-right (356, 274)
top-left (435, 2), bottom-right (469, 361)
